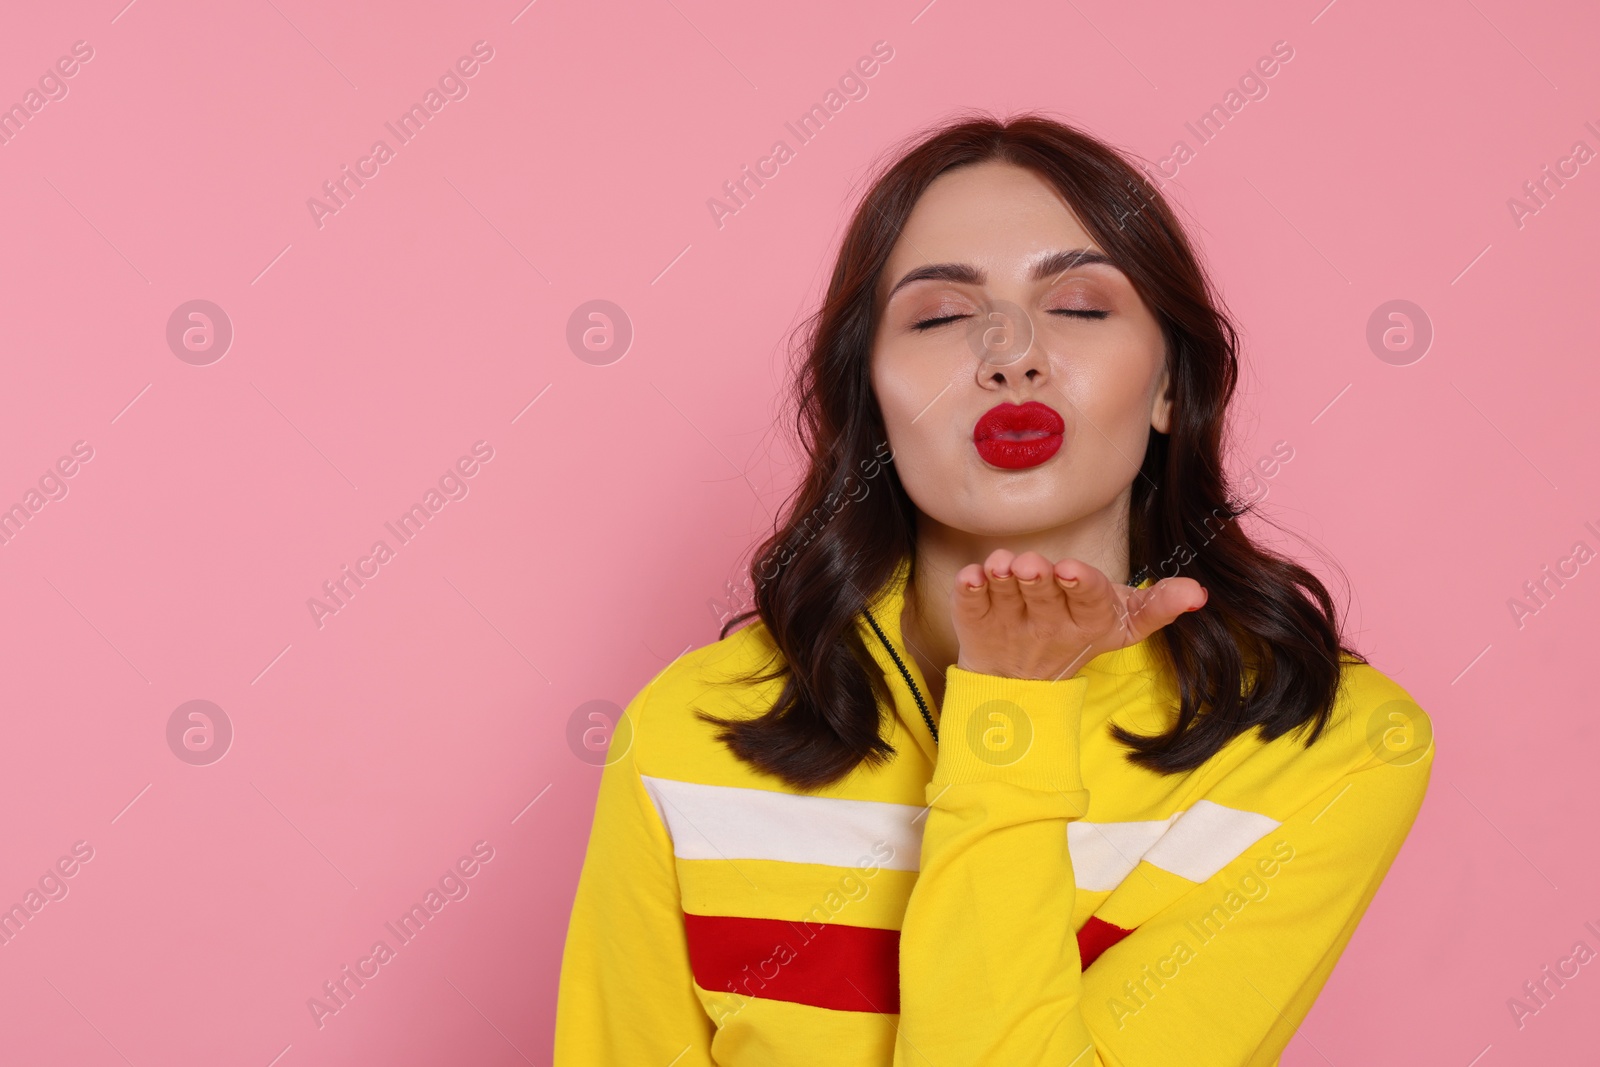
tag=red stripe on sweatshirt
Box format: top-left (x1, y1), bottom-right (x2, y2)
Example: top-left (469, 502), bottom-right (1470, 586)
top-left (1077, 914), bottom-right (1135, 969)
top-left (682, 912), bottom-right (901, 1014)
top-left (682, 911), bottom-right (1133, 1011)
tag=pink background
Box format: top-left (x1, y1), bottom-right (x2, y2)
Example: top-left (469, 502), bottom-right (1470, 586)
top-left (1, 0), bottom-right (1596, 1063)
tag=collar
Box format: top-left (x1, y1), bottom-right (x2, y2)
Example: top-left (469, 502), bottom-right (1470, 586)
top-left (854, 554), bottom-right (1160, 765)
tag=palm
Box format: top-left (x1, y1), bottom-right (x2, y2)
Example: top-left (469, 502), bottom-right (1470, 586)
top-left (951, 549), bottom-right (1206, 682)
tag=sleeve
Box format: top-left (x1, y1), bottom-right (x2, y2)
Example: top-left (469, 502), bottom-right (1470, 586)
top-left (892, 666), bottom-right (1435, 1067)
top-left (552, 681), bottom-right (717, 1066)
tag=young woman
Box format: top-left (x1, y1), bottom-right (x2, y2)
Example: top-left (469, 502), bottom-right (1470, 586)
top-left (553, 112), bottom-right (1434, 1066)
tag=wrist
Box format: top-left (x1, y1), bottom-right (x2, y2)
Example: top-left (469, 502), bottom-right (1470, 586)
top-left (933, 666), bottom-right (1090, 794)
top-left (954, 646), bottom-right (1098, 683)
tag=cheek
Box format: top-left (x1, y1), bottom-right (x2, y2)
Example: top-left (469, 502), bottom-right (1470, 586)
top-left (871, 353), bottom-right (965, 487)
top-left (1073, 367), bottom-right (1148, 428)
top-left (872, 345), bottom-right (948, 434)
top-left (873, 365), bottom-right (920, 429)
top-left (1067, 339), bottom-right (1162, 436)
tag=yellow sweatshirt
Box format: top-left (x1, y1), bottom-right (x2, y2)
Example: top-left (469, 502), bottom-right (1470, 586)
top-left (553, 556), bottom-right (1435, 1065)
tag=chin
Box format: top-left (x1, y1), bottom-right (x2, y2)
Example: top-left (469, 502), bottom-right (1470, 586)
top-left (944, 501), bottom-right (1083, 539)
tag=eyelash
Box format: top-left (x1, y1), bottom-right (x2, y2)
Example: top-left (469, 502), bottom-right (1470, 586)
top-left (910, 309), bottom-right (1110, 331)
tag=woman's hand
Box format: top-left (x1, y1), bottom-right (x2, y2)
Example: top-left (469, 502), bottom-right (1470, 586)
top-left (952, 549), bottom-right (1206, 681)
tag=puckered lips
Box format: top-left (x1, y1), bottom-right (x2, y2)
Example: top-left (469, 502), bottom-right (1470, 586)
top-left (972, 400), bottom-right (1065, 470)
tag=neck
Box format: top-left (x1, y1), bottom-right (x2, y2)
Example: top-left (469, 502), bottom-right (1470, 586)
top-left (899, 502), bottom-right (1132, 693)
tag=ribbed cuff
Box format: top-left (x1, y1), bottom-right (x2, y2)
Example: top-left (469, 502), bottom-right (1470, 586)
top-left (932, 667), bottom-right (1089, 793)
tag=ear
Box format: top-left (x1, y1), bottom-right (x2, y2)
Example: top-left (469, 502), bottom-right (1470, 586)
top-left (1150, 363), bottom-right (1174, 434)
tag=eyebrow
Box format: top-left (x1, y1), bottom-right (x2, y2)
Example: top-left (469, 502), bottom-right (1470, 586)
top-left (884, 248), bottom-right (1119, 302)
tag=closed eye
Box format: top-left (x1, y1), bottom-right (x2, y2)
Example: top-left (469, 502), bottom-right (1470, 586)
top-left (911, 309), bottom-right (1109, 331)
top-left (910, 313), bottom-right (969, 331)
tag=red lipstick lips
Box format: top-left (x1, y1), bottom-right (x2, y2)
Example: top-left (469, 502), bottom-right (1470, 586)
top-left (973, 400), bottom-right (1066, 470)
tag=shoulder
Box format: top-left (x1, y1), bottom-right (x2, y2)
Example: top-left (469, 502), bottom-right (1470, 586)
top-left (632, 618), bottom-right (784, 718)
top-left (1198, 656), bottom-right (1436, 823)
top-left (620, 618), bottom-right (788, 781)
top-left (1325, 657), bottom-right (1436, 776)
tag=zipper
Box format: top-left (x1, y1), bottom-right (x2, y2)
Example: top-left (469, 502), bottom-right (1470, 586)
top-left (862, 607), bottom-right (938, 746)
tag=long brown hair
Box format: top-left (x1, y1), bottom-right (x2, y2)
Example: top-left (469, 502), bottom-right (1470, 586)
top-left (698, 110), bottom-right (1363, 792)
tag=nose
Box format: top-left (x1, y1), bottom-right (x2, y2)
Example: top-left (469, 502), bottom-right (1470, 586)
top-left (970, 299), bottom-right (1047, 388)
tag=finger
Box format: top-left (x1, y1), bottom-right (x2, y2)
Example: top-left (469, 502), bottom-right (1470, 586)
top-left (1055, 558), bottom-right (1119, 635)
top-left (1012, 551), bottom-right (1061, 616)
top-left (984, 549), bottom-right (1022, 612)
top-left (1123, 577), bottom-right (1208, 642)
top-left (952, 562), bottom-right (993, 623)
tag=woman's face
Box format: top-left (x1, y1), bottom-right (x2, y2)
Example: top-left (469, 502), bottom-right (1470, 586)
top-left (870, 160), bottom-right (1172, 540)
